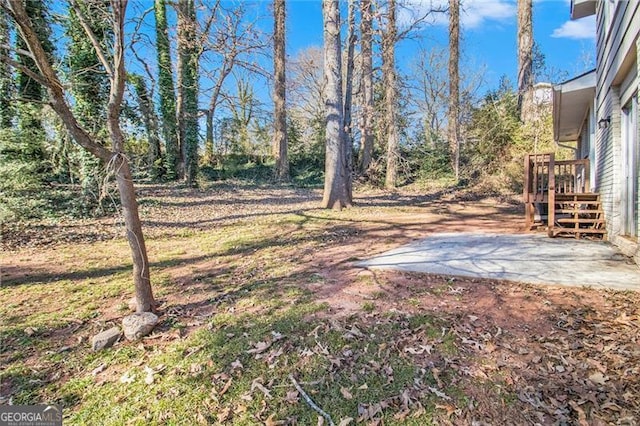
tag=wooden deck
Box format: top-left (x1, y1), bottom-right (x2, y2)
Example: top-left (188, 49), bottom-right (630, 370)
top-left (523, 153), bottom-right (606, 239)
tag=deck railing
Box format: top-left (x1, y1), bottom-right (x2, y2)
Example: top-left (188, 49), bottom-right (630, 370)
top-left (523, 153), bottom-right (591, 229)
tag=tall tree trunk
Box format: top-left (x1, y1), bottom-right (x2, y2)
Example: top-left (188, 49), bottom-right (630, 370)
top-left (6, 0), bottom-right (155, 313)
top-left (0, 9), bottom-right (13, 128)
top-left (383, 0), bottom-right (398, 189)
top-left (204, 108), bottom-right (214, 163)
top-left (131, 74), bottom-right (163, 179)
top-left (448, 0), bottom-right (460, 180)
top-left (176, 0), bottom-right (199, 186)
top-left (517, 0), bottom-right (533, 121)
top-left (273, 0), bottom-right (289, 181)
top-left (343, 0), bottom-right (355, 197)
top-left (155, 0), bottom-right (180, 180)
top-left (322, 0), bottom-right (351, 209)
top-left (358, 0), bottom-right (374, 175)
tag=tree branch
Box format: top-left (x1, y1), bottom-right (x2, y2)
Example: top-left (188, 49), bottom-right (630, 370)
top-left (69, 0), bottom-right (114, 77)
top-left (5, 0), bottom-right (112, 161)
top-left (0, 53), bottom-right (49, 87)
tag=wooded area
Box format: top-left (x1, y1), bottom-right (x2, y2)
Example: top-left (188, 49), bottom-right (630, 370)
top-left (1, 0), bottom-right (567, 313)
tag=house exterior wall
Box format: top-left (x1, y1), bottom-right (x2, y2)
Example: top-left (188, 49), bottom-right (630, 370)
top-left (593, 0), bottom-right (640, 258)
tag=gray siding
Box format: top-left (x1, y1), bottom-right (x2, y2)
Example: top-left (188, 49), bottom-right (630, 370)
top-left (594, 0), bottom-right (640, 252)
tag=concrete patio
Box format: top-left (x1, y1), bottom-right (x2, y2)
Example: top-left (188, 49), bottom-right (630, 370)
top-left (357, 232), bottom-right (640, 291)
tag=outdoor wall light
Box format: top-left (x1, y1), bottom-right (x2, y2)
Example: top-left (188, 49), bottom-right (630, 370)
top-left (598, 117), bottom-right (611, 129)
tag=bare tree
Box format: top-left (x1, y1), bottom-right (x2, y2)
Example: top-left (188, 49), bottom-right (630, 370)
top-left (2, 0), bottom-right (155, 312)
top-left (517, 0), bottom-right (533, 121)
top-left (199, 2), bottom-right (269, 163)
top-left (383, 0), bottom-right (399, 188)
top-left (273, 0), bottom-right (288, 180)
top-left (358, 0), bottom-right (374, 175)
top-left (322, 0), bottom-right (351, 209)
top-left (288, 46), bottom-right (325, 121)
top-left (448, 0), bottom-right (459, 180)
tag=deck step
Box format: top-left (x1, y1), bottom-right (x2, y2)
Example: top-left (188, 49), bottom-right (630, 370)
top-left (551, 192), bottom-right (607, 240)
top-left (556, 218), bottom-right (605, 224)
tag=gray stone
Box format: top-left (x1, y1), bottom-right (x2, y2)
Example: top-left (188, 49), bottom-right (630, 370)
top-left (91, 326), bottom-right (122, 351)
top-left (122, 312), bottom-right (159, 341)
top-left (127, 297), bottom-right (138, 312)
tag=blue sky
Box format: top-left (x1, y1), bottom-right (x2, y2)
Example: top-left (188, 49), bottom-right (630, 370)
top-left (283, 0), bottom-right (596, 93)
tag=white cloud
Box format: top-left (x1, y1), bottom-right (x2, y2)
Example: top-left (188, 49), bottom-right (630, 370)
top-left (551, 16), bottom-right (596, 40)
top-left (398, 0), bottom-right (516, 30)
top-left (460, 0), bottom-right (517, 28)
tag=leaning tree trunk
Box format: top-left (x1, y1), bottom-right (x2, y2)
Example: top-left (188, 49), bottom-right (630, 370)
top-left (448, 0), bottom-right (460, 180)
top-left (359, 0), bottom-right (374, 175)
top-left (273, 0), bottom-right (289, 181)
top-left (6, 0), bottom-right (155, 313)
top-left (517, 0), bottom-right (533, 122)
top-left (383, 0), bottom-right (399, 189)
top-left (321, 0), bottom-right (351, 210)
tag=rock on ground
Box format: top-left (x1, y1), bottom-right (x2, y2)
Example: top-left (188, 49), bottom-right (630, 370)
top-left (91, 326), bottom-right (122, 351)
top-left (122, 312), bottom-right (159, 341)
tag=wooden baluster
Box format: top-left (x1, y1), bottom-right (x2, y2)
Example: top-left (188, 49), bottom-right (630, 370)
top-left (548, 153), bottom-right (556, 236)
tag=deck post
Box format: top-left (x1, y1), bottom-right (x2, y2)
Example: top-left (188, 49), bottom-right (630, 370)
top-left (524, 154), bottom-right (532, 229)
top-left (548, 153), bottom-right (556, 237)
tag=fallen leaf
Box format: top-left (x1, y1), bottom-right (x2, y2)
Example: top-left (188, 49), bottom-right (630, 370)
top-left (429, 386), bottom-right (451, 400)
top-left (569, 401), bottom-right (589, 426)
top-left (264, 413), bottom-right (284, 426)
top-left (144, 366), bottom-right (155, 384)
top-left (119, 372), bottom-right (135, 384)
top-left (435, 404), bottom-right (457, 418)
top-left (217, 406), bottom-right (232, 423)
top-left (251, 378), bottom-right (272, 399)
top-left (338, 417), bottom-right (353, 426)
top-left (340, 387), bottom-right (353, 400)
top-left (588, 372), bottom-right (607, 385)
top-left (218, 377), bottom-right (233, 396)
top-left (91, 364), bottom-right (106, 376)
top-left (285, 390), bottom-right (299, 404)
top-left (357, 383), bottom-right (368, 390)
top-left (231, 359), bottom-right (243, 370)
top-left (247, 341), bottom-right (271, 355)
